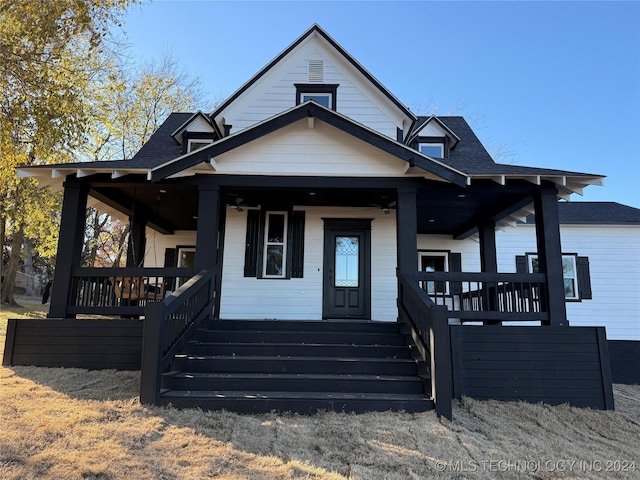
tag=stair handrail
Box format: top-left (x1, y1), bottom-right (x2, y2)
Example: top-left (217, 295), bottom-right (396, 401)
top-left (140, 269), bottom-right (216, 404)
top-left (397, 269), bottom-right (452, 419)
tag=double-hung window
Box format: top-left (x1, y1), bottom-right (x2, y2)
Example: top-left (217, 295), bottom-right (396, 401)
top-left (521, 253), bottom-right (592, 301)
top-left (418, 251), bottom-right (448, 294)
top-left (263, 212), bottom-right (287, 278)
top-left (243, 209), bottom-right (305, 279)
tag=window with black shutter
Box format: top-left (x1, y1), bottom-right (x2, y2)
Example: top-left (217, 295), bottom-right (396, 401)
top-left (518, 253), bottom-right (592, 301)
top-left (243, 209), bottom-right (305, 279)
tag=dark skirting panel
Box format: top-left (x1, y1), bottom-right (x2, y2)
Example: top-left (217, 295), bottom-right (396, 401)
top-left (3, 318), bottom-right (143, 371)
top-left (450, 325), bottom-right (615, 410)
top-left (608, 340), bottom-right (640, 385)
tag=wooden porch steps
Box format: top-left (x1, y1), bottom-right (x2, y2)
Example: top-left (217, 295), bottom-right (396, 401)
top-left (158, 319), bottom-right (434, 414)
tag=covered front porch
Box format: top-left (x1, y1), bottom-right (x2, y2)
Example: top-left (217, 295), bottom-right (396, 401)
top-left (50, 173), bottom-right (567, 327)
top-left (5, 171), bottom-right (593, 418)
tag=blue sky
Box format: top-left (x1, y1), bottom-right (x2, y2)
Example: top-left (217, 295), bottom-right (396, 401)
top-left (118, 1), bottom-right (639, 207)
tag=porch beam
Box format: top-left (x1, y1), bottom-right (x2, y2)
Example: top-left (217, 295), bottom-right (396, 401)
top-left (88, 188), bottom-right (174, 235)
top-left (396, 188), bottom-right (418, 272)
top-left (49, 181), bottom-right (89, 318)
top-left (533, 182), bottom-right (567, 326)
top-left (453, 194), bottom-right (533, 239)
top-left (185, 174), bottom-right (430, 191)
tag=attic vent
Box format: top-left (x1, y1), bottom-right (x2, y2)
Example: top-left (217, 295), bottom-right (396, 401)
top-left (308, 59), bottom-right (324, 82)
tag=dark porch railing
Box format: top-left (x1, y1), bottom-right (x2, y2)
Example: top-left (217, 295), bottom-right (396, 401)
top-left (417, 271), bottom-right (549, 323)
top-left (68, 267), bottom-right (196, 317)
top-left (140, 269), bottom-right (216, 405)
top-left (397, 270), bottom-right (452, 419)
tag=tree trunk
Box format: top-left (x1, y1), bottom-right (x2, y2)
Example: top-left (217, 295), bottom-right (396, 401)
top-left (112, 225), bottom-right (129, 267)
top-left (24, 236), bottom-right (36, 296)
top-left (1, 226), bottom-right (24, 307)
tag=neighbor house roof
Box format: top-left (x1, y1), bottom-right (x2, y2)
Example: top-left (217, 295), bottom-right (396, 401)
top-left (525, 202), bottom-right (640, 225)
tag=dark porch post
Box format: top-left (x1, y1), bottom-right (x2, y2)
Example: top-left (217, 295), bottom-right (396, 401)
top-left (49, 181), bottom-right (89, 318)
top-left (126, 214), bottom-right (147, 267)
top-left (195, 185), bottom-right (221, 273)
top-left (396, 188), bottom-right (418, 273)
top-left (478, 221), bottom-right (500, 325)
top-left (533, 182), bottom-right (567, 326)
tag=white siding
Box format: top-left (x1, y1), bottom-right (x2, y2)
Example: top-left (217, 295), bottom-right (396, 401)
top-left (144, 216), bottom-right (639, 340)
top-left (218, 35), bottom-right (404, 139)
top-left (143, 229), bottom-right (196, 268)
top-left (213, 119), bottom-right (408, 177)
top-left (496, 224), bottom-right (640, 340)
top-left (219, 206), bottom-right (397, 321)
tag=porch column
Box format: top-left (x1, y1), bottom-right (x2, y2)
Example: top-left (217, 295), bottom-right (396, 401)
top-left (126, 214), bottom-right (147, 267)
top-left (49, 181), bottom-right (89, 318)
top-left (478, 221), bottom-right (500, 325)
top-left (396, 188), bottom-right (418, 273)
top-left (194, 185), bottom-right (221, 272)
top-left (533, 182), bottom-right (567, 326)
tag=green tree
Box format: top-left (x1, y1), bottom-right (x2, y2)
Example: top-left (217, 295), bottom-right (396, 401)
top-left (0, 0), bottom-right (134, 306)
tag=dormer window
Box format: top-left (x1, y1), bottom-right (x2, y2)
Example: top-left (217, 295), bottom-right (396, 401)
top-left (419, 142), bottom-right (444, 159)
top-left (295, 84), bottom-right (338, 110)
top-left (187, 138), bottom-right (214, 153)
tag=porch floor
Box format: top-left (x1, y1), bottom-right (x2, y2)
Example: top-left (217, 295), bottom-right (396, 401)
top-left (159, 319), bottom-right (434, 414)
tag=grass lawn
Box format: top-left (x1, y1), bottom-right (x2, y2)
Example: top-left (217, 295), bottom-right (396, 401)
top-left (0, 295), bottom-right (48, 336)
top-left (1, 299), bottom-right (638, 479)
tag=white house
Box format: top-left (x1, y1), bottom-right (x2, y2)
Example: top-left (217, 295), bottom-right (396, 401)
top-left (10, 25), bottom-right (623, 413)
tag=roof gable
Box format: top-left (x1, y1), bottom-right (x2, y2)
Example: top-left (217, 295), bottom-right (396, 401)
top-left (152, 102), bottom-right (466, 186)
top-left (170, 111), bottom-right (218, 145)
top-left (409, 115), bottom-right (461, 148)
top-left (211, 24), bottom-right (416, 140)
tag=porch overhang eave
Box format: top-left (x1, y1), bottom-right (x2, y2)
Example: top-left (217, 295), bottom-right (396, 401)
top-left (149, 102), bottom-right (469, 188)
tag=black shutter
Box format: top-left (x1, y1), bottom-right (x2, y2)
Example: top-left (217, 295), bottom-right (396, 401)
top-left (288, 211), bottom-right (305, 278)
top-left (449, 252), bottom-right (462, 295)
top-left (577, 256), bottom-right (592, 300)
top-left (516, 255), bottom-right (528, 273)
top-left (244, 210), bottom-right (260, 277)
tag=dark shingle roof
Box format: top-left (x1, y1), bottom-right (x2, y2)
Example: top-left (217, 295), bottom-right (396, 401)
top-left (130, 112), bottom-right (192, 167)
top-left (20, 112), bottom-right (603, 182)
top-left (525, 202), bottom-right (640, 225)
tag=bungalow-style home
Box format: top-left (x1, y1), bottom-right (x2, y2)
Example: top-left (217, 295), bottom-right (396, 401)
top-left (5, 25), bottom-right (622, 417)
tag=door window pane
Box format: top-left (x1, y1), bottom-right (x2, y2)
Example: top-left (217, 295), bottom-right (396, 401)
top-left (335, 236), bottom-right (359, 287)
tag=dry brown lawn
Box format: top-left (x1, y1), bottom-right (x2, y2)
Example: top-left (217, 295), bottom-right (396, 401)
top-left (1, 352), bottom-right (639, 480)
top-left (1, 299), bottom-right (638, 478)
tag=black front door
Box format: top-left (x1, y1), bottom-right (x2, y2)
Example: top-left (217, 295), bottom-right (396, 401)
top-left (323, 219), bottom-right (371, 319)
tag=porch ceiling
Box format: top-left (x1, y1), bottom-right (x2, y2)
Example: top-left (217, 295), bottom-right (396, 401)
top-left (88, 177), bottom-right (538, 236)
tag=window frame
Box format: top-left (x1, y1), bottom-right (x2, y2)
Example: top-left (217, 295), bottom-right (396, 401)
top-left (418, 142), bottom-right (445, 159)
top-left (187, 138), bottom-right (214, 153)
top-left (262, 211), bottom-right (289, 279)
top-left (295, 83), bottom-right (338, 110)
top-left (176, 245), bottom-right (196, 288)
top-left (527, 253), bottom-right (580, 301)
top-left (418, 250), bottom-right (449, 295)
